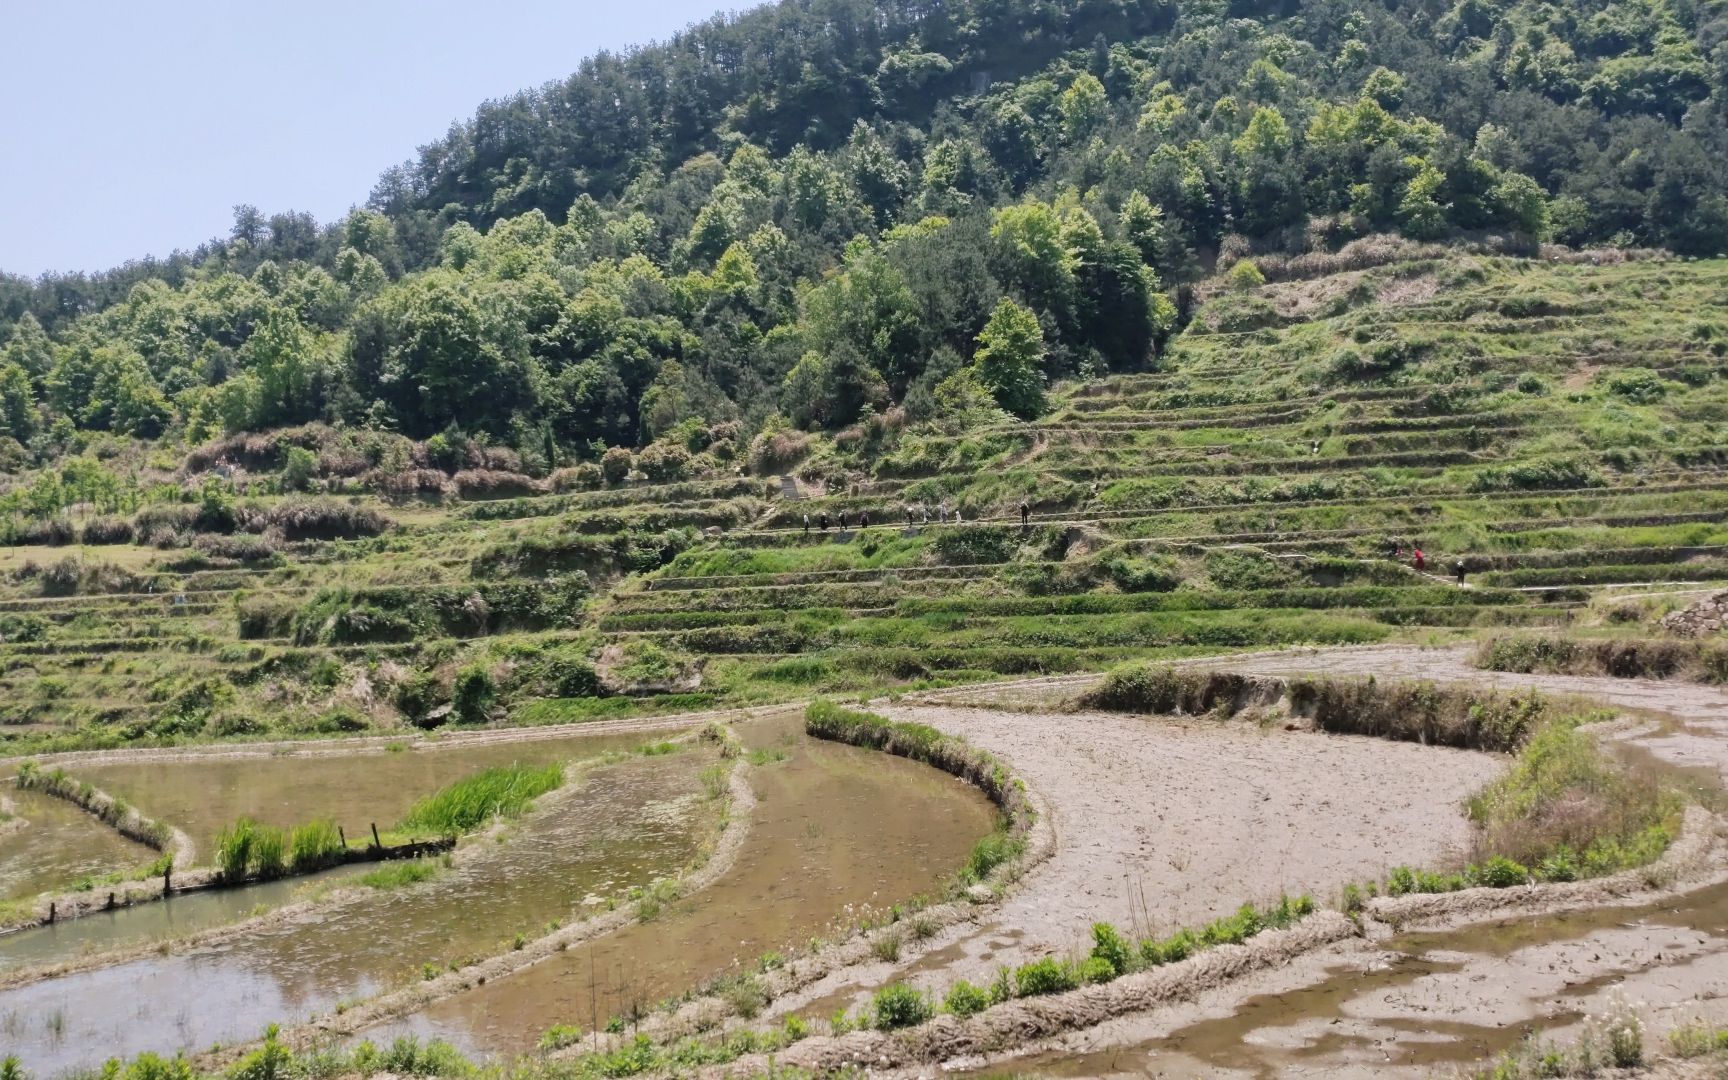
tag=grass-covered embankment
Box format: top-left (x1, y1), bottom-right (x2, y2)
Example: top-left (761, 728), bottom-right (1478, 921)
top-left (13, 760), bottom-right (175, 852)
top-left (1477, 634), bottom-right (1728, 684)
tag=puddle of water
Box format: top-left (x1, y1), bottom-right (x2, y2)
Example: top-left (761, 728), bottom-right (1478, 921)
top-left (0, 749), bottom-right (715, 1073)
top-left (0, 785), bottom-right (156, 902)
top-left (73, 730), bottom-right (663, 854)
top-left (373, 710), bottom-right (1000, 1058)
top-left (988, 879), bottom-right (1728, 1079)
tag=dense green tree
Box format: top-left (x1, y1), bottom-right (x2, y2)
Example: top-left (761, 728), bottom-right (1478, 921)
top-left (973, 298), bottom-right (1046, 420)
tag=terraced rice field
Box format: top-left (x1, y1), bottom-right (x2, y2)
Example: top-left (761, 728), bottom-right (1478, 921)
top-left (4, 255), bottom-right (1728, 1074)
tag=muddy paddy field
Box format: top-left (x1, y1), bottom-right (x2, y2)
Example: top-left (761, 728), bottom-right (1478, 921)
top-left (3, 646), bottom-right (1727, 1077)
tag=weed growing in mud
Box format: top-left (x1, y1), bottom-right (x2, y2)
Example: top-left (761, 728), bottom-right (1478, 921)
top-left (400, 762), bottom-right (563, 835)
top-left (1669, 1019), bottom-right (1728, 1058)
top-left (872, 983), bottom-right (933, 1029)
top-left (699, 764), bottom-right (729, 799)
top-left (720, 973), bottom-right (769, 1019)
top-left (358, 859), bottom-right (440, 890)
top-left (944, 980), bottom-right (991, 1018)
top-left (744, 747), bottom-right (788, 766)
top-left (1473, 993), bottom-right (1646, 1078)
top-left (631, 877), bottom-right (680, 921)
top-left (871, 925), bottom-right (903, 962)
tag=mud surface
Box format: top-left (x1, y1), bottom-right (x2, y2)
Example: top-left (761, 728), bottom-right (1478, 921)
top-left (372, 709), bottom-right (999, 1058)
top-left (0, 749), bottom-right (715, 1073)
top-left (0, 785), bottom-right (155, 902)
top-left (778, 699), bottom-right (1500, 1021)
top-left (928, 646), bottom-right (1728, 1078)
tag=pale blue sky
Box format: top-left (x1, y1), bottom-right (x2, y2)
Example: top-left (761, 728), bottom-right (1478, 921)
top-left (1, 0), bottom-right (731, 277)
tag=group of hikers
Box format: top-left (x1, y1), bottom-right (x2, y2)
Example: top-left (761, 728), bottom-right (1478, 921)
top-left (801, 499), bottom-right (1036, 534)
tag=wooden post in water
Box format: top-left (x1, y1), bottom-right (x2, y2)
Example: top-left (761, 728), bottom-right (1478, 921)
top-left (338, 824), bottom-right (347, 850)
top-left (370, 822), bottom-right (382, 850)
top-left (163, 862), bottom-right (171, 895)
top-left (47, 901), bottom-right (55, 924)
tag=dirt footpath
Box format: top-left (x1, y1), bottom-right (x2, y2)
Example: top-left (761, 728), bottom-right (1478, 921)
top-left (772, 701), bottom-right (1502, 1019)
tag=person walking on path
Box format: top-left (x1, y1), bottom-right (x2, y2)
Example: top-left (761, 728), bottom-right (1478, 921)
top-left (859, 510), bottom-right (870, 529)
top-left (1454, 559), bottom-right (1467, 586)
top-left (1019, 500), bottom-right (1031, 527)
top-left (819, 512), bottom-right (830, 532)
top-left (1412, 547), bottom-right (1426, 572)
top-left (838, 511), bottom-right (849, 531)
top-left (802, 513), bottom-right (810, 535)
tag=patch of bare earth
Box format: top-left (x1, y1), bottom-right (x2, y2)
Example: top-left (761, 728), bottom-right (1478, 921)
top-left (768, 701), bottom-right (1501, 1021)
top-left (884, 646), bottom-right (1728, 1078)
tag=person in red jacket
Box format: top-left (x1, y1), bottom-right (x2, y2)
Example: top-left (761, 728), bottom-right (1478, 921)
top-left (1412, 547), bottom-right (1426, 571)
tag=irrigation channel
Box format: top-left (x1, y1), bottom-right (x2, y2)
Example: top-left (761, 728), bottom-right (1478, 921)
top-left (0, 711), bottom-right (997, 1070)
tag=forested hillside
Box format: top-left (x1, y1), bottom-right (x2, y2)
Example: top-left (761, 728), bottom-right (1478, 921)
top-left (0, 0), bottom-right (1725, 482)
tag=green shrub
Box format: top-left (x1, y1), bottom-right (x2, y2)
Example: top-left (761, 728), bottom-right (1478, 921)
top-left (1090, 922), bottom-right (1134, 977)
top-left (872, 983), bottom-right (933, 1030)
top-left (451, 665), bottom-right (497, 724)
top-left (1079, 956), bottom-right (1116, 984)
top-left (1014, 956), bottom-right (1078, 997)
top-left (943, 980), bottom-right (991, 1018)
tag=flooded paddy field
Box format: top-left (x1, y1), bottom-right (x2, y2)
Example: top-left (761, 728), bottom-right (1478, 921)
top-left (373, 709), bottom-right (1000, 1057)
top-left (0, 743), bottom-right (718, 1073)
top-left (70, 728), bottom-right (668, 855)
top-left (0, 784), bottom-right (156, 902)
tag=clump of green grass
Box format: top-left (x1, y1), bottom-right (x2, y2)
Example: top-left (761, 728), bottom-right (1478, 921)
top-left (214, 818), bottom-right (288, 882)
top-left (399, 763), bottom-right (564, 835)
top-left (287, 819), bottom-right (345, 873)
top-left (358, 859), bottom-right (442, 890)
top-left (871, 983), bottom-right (932, 1030)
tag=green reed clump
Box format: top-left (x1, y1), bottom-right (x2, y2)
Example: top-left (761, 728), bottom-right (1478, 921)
top-left (400, 763), bottom-right (564, 835)
top-left (214, 817), bottom-right (292, 882)
top-left (287, 819), bottom-right (346, 873)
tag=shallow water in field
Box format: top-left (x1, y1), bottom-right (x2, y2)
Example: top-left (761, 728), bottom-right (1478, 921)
top-left (76, 729), bottom-right (662, 854)
top-left (0, 784), bottom-right (156, 901)
top-left (0, 748), bottom-right (714, 1073)
top-left (371, 709), bottom-right (1000, 1058)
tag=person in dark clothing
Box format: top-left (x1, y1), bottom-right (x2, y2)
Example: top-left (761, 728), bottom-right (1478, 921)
top-left (1454, 559), bottom-right (1467, 585)
top-left (859, 510), bottom-right (870, 529)
top-left (819, 512), bottom-right (830, 532)
top-left (1018, 500), bottom-right (1030, 526)
top-left (906, 506), bottom-right (915, 527)
top-left (802, 513), bottom-right (810, 535)
top-left (838, 511), bottom-right (849, 530)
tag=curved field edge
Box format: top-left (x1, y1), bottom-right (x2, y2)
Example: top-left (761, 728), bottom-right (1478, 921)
top-left (535, 698), bottom-right (1054, 1056)
top-left (716, 743), bottom-right (1718, 1077)
top-left (193, 724), bottom-right (754, 1066)
top-left (553, 670), bottom-right (1701, 1076)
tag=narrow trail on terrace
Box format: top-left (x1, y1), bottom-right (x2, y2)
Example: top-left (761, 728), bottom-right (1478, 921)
top-left (760, 645), bottom-right (1728, 1078)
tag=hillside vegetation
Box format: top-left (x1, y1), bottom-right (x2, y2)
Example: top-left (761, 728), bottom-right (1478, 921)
top-left (1, 0), bottom-right (1726, 467)
top-left (1, 249), bottom-right (1724, 752)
